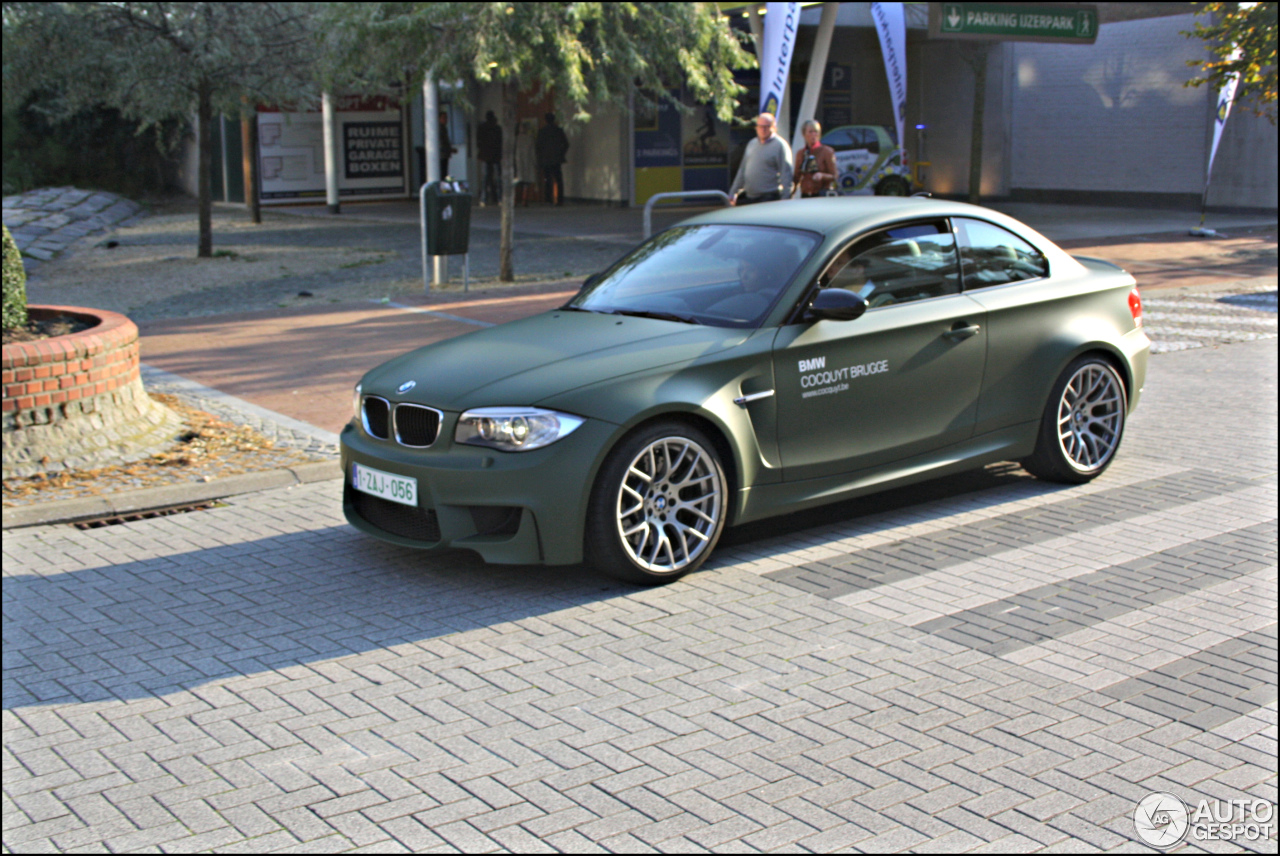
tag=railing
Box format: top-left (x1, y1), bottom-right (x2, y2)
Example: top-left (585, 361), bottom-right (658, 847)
top-left (911, 161), bottom-right (931, 190)
top-left (642, 190), bottom-right (732, 239)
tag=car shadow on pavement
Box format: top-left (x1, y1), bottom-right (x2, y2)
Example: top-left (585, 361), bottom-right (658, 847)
top-left (4, 464), bottom-right (1073, 712)
top-left (2, 521), bottom-right (633, 710)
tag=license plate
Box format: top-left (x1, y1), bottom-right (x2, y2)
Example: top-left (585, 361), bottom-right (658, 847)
top-left (352, 463), bottom-right (418, 507)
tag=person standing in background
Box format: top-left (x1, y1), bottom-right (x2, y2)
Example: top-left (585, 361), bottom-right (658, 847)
top-left (438, 110), bottom-right (457, 180)
top-left (535, 112), bottom-right (570, 206)
top-left (476, 111), bottom-right (502, 205)
top-left (794, 119), bottom-right (837, 198)
top-left (728, 112), bottom-right (792, 205)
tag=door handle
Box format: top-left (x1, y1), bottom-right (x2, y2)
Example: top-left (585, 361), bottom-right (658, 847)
top-left (944, 322), bottom-right (981, 341)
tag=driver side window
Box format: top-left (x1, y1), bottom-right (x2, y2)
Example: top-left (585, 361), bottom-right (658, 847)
top-left (821, 221), bottom-right (961, 308)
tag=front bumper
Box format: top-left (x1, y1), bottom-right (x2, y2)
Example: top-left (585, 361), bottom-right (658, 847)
top-left (340, 415), bottom-right (616, 565)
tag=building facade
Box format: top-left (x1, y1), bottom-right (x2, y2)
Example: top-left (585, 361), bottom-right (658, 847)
top-left (188, 4), bottom-right (1276, 213)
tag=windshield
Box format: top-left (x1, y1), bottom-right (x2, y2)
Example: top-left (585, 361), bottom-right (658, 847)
top-left (569, 225), bottom-right (820, 328)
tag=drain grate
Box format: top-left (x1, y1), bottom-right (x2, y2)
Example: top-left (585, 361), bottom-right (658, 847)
top-left (71, 501), bottom-right (227, 530)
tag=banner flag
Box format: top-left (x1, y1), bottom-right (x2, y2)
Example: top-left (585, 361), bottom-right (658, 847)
top-left (759, 2), bottom-right (800, 118)
top-left (871, 2), bottom-right (908, 155)
top-left (1207, 48), bottom-right (1241, 182)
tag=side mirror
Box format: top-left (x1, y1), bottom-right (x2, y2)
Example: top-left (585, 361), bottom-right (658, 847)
top-left (581, 272), bottom-right (602, 290)
top-left (806, 288), bottom-right (867, 322)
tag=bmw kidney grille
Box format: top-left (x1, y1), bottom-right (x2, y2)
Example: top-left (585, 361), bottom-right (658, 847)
top-left (362, 396), bottom-right (390, 440)
top-left (393, 403), bottom-right (443, 448)
top-left (361, 397), bottom-right (441, 447)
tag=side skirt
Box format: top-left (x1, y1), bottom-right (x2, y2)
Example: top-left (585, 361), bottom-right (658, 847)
top-left (733, 423), bottom-right (1037, 526)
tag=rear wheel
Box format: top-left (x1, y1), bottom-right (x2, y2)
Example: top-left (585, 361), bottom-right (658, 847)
top-left (585, 422), bottom-right (727, 585)
top-left (875, 174), bottom-right (911, 196)
top-left (1023, 355), bottom-right (1127, 483)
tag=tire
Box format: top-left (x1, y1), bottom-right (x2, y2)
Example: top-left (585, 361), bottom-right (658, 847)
top-left (585, 421), bottom-right (728, 585)
top-left (875, 174), bottom-right (911, 196)
top-left (1022, 355), bottom-right (1127, 484)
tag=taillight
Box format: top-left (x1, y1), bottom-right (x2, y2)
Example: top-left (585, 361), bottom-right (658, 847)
top-left (1128, 286), bottom-right (1143, 328)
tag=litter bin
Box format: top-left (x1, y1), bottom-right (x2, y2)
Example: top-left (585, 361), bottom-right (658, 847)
top-left (423, 180), bottom-right (472, 256)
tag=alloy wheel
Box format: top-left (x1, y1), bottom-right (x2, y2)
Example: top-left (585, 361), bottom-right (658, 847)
top-left (1056, 362), bottom-right (1124, 472)
top-left (615, 436), bottom-right (723, 573)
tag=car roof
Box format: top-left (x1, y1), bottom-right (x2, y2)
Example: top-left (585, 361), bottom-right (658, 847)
top-left (670, 194), bottom-right (1080, 275)
top-left (676, 196), bottom-right (989, 237)
top-left (673, 196), bottom-right (1080, 271)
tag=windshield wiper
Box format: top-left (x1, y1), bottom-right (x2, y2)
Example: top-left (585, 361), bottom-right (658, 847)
top-left (606, 309), bottom-right (703, 325)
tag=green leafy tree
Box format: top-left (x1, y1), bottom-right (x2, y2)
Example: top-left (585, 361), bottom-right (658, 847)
top-left (1184, 1), bottom-right (1278, 125)
top-left (2, 224), bottom-right (27, 331)
top-left (3, 2), bottom-right (320, 257)
top-left (324, 2), bottom-right (753, 281)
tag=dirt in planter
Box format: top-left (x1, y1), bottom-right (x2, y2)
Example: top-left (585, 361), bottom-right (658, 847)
top-left (3, 392), bottom-right (329, 507)
top-left (2, 314), bottom-right (96, 345)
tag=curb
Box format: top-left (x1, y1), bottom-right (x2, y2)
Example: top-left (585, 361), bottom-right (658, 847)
top-left (2, 459), bottom-right (342, 530)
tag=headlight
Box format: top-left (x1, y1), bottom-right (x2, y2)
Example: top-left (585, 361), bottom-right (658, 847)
top-left (353, 382), bottom-right (362, 419)
top-left (456, 407), bottom-right (585, 452)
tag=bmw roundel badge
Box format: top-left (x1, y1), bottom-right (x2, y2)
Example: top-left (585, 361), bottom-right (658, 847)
top-left (397, 380), bottom-right (416, 394)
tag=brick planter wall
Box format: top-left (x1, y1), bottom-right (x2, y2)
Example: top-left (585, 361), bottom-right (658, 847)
top-left (3, 305), bottom-right (181, 478)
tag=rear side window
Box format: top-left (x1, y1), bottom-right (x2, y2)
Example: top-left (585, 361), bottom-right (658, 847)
top-left (854, 128), bottom-right (879, 154)
top-left (955, 218), bottom-right (1048, 288)
top-left (820, 220), bottom-right (960, 308)
top-left (823, 129), bottom-right (854, 148)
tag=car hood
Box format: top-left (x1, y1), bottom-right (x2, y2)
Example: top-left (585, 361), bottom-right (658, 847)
top-left (361, 310), bottom-right (751, 412)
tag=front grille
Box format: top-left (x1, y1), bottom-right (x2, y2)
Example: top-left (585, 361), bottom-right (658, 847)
top-left (394, 403), bottom-right (442, 447)
top-left (362, 396), bottom-right (390, 439)
top-left (350, 489), bottom-right (441, 542)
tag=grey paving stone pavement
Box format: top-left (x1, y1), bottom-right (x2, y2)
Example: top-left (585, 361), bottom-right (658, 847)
top-left (4, 188), bottom-right (1277, 851)
top-left (3, 187), bottom-right (147, 268)
top-left (3, 323), bottom-right (1275, 852)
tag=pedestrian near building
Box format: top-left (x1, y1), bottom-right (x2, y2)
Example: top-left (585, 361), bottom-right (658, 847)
top-left (536, 112), bottom-right (570, 206)
top-left (514, 118), bottom-right (538, 205)
top-left (438, 110), bottom-right (457, 180)
top-left (728, 112), bottom-right (793, 205)
top-left (476, 110), bottom-right (502, 205)
top-left (794, 119), bottom-right (837, 198)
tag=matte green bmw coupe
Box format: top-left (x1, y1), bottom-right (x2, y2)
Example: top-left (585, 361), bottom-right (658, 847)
top-left (342, 197), bottom-right (1149, 584)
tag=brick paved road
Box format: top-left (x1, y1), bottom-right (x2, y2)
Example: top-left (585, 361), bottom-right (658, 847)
top-left (4, 340), bottom-right (1275, 853)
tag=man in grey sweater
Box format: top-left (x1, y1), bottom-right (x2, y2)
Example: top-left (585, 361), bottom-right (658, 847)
top-left (728, 112), bottom-right (794, 205)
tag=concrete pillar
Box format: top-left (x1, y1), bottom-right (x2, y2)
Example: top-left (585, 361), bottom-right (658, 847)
top-left (322, 92), bottom-right (339, 214)
top-left (423, 75), bottom-right (443, 285)
top-left (791, 2), bottom-right (840, 153)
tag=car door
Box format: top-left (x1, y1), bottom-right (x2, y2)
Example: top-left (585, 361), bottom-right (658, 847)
top-left (772, 220), bottom-right (988, 481)
top-left (951, 216), bottom-right (1060, 437)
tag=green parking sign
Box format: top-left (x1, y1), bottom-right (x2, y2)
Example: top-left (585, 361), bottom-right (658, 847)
top-left (930, 2), bottom-right (1098, 43)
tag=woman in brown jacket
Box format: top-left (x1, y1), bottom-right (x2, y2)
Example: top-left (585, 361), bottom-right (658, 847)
top-left (793, 119), bottom-right (838, 198)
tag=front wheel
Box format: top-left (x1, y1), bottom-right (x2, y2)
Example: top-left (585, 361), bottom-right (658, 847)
top-left (1022, 356), bottom-right (1127, 484)
top-left (585, 422), bottom-right (727, 585)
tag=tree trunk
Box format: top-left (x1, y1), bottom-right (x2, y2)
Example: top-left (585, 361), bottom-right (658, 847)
top-left (197, 81), bottom-right (214, 257)
top-left (499, 79), bottom-right (516, 282)
top-left (241, 98), bottom-right (260, 225)
top-left (967, 44), bottom-right (988, 205)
